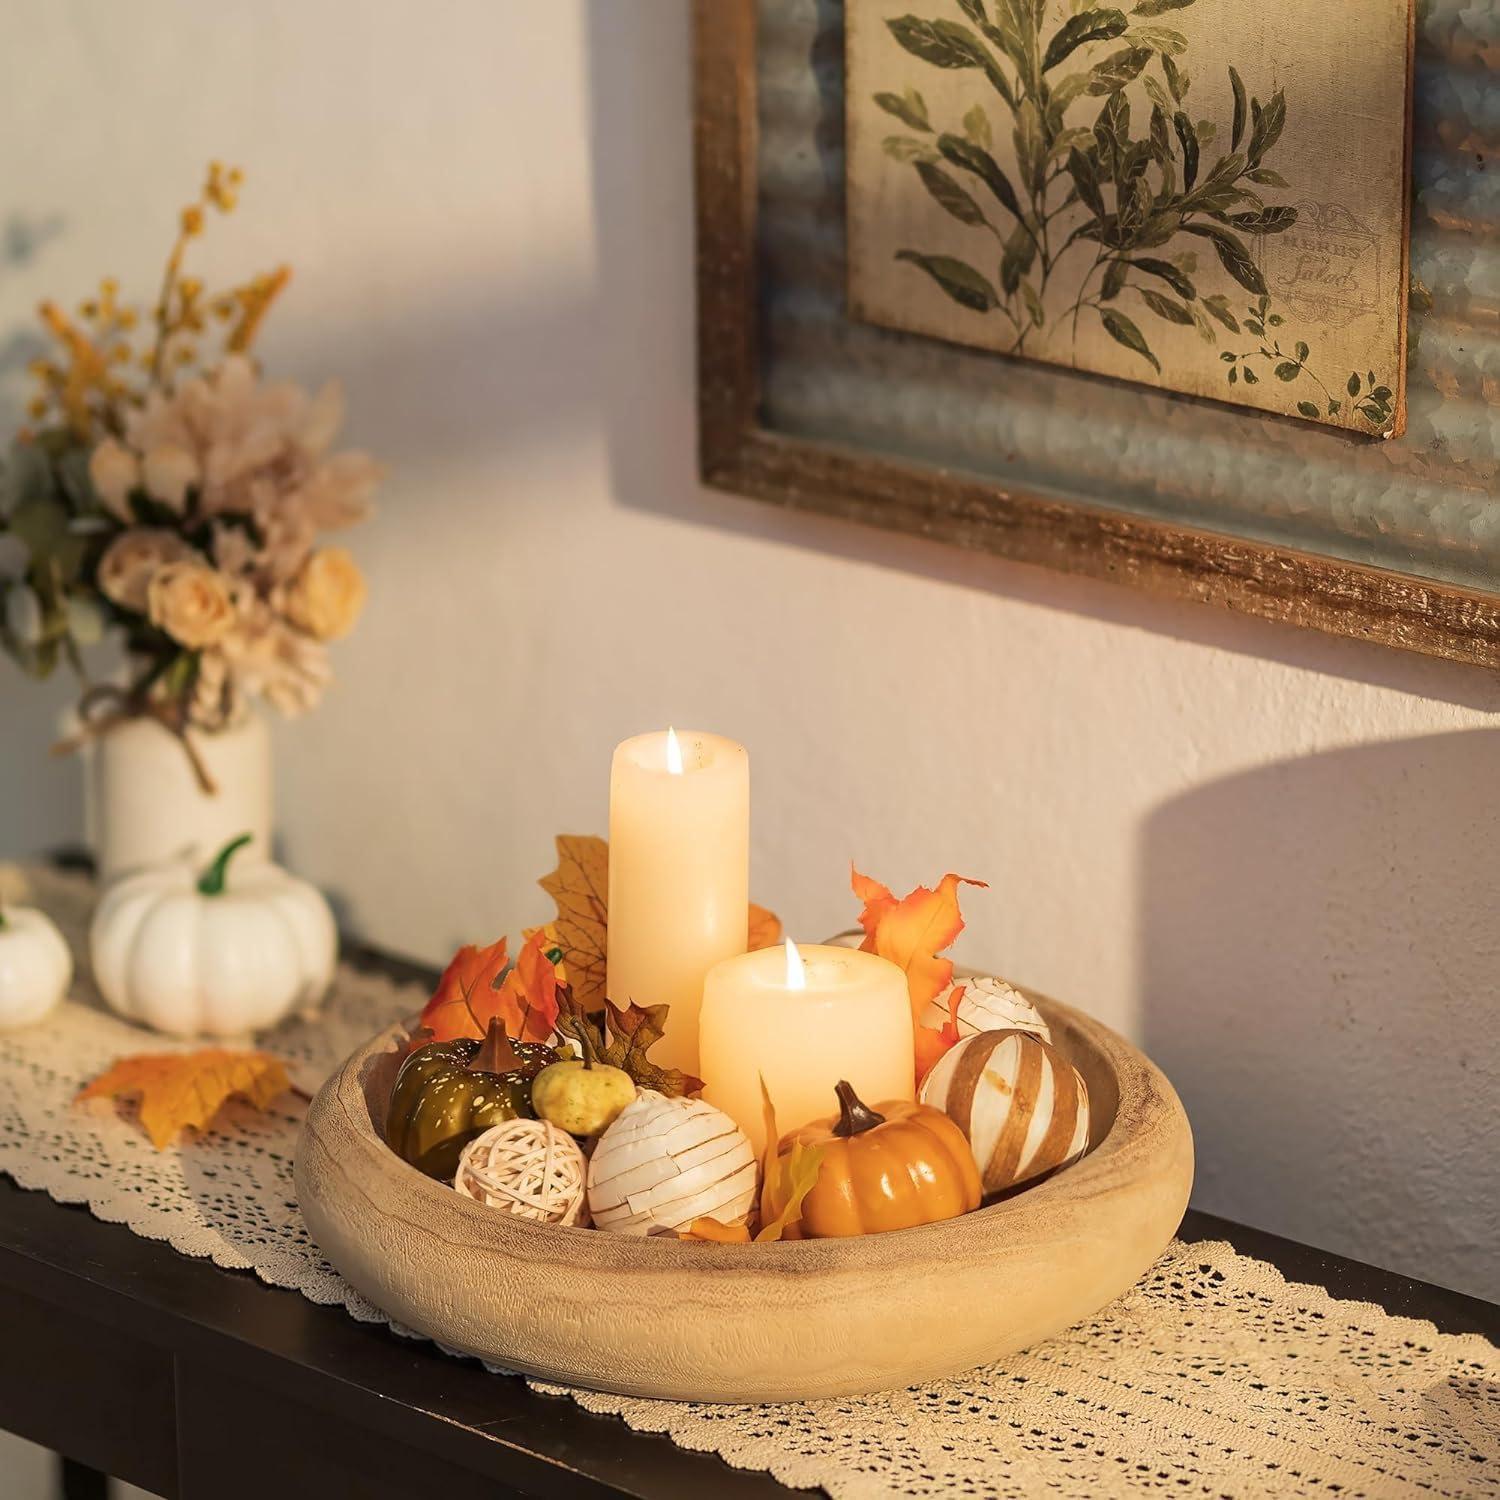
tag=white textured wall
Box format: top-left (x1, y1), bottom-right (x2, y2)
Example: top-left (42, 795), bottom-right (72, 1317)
top-left (0, 1), bottom-right (1495, 1300)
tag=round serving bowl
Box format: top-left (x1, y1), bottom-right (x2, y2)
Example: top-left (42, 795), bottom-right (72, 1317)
top-left (295, 992), bottom-right (1192, 1401)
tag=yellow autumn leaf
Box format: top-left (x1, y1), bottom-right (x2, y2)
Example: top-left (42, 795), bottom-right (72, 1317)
top-left (538, 835), bottom-right (609, 1012)
top-left (77, 1048), bottom-right (292, 1149)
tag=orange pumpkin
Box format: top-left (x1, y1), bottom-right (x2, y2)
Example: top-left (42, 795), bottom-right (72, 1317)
top-left (772, 1080), bottom-right (981, 1238)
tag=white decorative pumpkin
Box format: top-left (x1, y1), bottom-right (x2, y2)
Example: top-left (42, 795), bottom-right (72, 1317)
top-left (920, 1029), bottom-right (1089, 1196)
top-left (587, 1089), bottom-right (757, 1236)
top-left (90, 833), bottom-right (336, 1037)
top-left (0, 906), bottom-right (73, 1028)
top-left (920, 975), bottom-right (1051, 1045)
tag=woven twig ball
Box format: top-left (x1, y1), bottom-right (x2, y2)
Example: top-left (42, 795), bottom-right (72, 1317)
top-left (454, 1117), bottom-right (590, 1226)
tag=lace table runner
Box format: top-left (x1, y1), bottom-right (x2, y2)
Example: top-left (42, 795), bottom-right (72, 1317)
top-left (2, 867), bottom-right (1496, 1499)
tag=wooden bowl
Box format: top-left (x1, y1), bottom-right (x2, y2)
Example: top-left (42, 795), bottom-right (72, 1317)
top-left (295, 994), bottom-right (1192, 1401)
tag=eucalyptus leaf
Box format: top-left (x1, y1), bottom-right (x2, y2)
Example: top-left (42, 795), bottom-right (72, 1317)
top-left (1130, 256), bottom-right (1195, 299)
top-left (1042, 8), bottom-right (1127, 71)
top-left (1173, 111), bottom-right (1199, 190)
top-left (894, 250), bottom-right (1001, 313)
top-left (1101, 258), bottom-right (1129, 300)
top-left (1184, 223), bottom-right (1267, 296)
top-left (1100, 308), bottom-right (1161, 371)
top-left (938, 133), bottom-right (1024, 220)
top-left (1229, 66), bottom-right (1248, 151)
top-left (916, 161), bottom-right (990, 226)
top-left (886, 16), bottom-right (1017, 105)
top-left (1201, 294), bottom-right (1240, 332)
top-left (1228, 204), bottom-right (1298, 234)
top-left (1248, 89), bottom-right (1286, 165)
top-left (1139, 287), bottom-right (1194, 324)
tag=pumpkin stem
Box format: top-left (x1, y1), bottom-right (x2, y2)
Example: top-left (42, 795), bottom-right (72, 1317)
top-left (471, 1017), bottom-right (521, 1075)
top-left (197, 833), bottom-right (253, 897)
top-left (832, 1080), bottom-right (885, 1138)
top-left (556, 983), bottom-right (596, 1068)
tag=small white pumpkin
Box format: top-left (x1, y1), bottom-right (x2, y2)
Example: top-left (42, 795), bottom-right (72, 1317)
top-left (920, 1029), bottom-right (1089, 1196)
top-left (587, 1089), bottom-right (757, 1236)
top-left (920, 975), bottom-right (1052, 1045)
top-left (90, 833), bottom-right (336, 1037)
top-left (0, 906), bottom-right (73, 1028)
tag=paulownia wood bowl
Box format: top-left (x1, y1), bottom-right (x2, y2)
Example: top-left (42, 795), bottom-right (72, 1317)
top-left (295, 992), bottom-right (1192, 1401)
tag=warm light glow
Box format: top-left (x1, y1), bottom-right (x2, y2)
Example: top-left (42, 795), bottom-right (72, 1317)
top-left (784, 936), bottom-right (807, 991)
top-left (665, 726), bottom-right (684, 775)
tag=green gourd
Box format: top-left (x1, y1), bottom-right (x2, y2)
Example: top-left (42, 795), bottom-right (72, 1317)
top-left (385, 1019), bottom-right (557, 1180)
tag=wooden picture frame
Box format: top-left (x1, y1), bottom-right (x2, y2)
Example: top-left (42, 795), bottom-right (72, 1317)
top-left (693, 0), bottom-right (1500, 668)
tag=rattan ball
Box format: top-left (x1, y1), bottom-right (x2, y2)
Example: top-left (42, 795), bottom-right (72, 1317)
top-left (454, 1117), bottom-right (590, 1226)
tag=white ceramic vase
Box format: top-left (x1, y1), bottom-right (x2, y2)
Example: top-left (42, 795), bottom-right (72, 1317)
top-left (84, 712), bottom-right (273, 884)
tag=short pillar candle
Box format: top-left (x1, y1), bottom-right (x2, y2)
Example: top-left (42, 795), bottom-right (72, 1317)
top-left (699, 939), bottom-right (916, 1154)
top-left (607, 729), bottom-right (750, 1075)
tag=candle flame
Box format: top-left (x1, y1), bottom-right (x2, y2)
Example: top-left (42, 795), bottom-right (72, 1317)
top-left (665, 726), bottom-right (684, 776)
top-left (784, 936), bottom-right (807, 991)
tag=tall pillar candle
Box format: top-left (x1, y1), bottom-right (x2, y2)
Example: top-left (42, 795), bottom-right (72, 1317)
top-left (700, 939), bottom-right (916, 1154)
top-left (607, 729), bottom-right (749, 1074)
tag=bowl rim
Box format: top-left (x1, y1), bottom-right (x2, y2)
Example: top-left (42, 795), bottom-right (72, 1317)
top-left (308, 983), bottom-right (1190, 1275)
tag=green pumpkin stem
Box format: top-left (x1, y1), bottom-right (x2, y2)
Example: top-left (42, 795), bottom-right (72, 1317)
top-left (832, 1080), bottom-right (885, 1138)
top-left (471, 1017), bottom-right (521, 1075)
top-left (197, 833), bottom-right (254, 897)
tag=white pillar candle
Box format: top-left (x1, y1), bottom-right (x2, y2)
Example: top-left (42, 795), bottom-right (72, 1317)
top-left (607, 728), bottom-right (749, 1075)
top-left (699, 938), bottom-right (915, 1154)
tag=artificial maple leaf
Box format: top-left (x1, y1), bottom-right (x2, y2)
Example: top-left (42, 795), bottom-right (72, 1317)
top-left (678, 1216), bottom-right (752, 1243)
top-left (538, 834), bottom-right (609, 1012)
top-left (417, 935), bottom-right (512, 1042)
top-left (758, 1142), bottom-right (826, 1242)
top-left (493, 927), bottom-right (562, 1043)
top-left (914, 982), bottom-right (965, 1086)
top-left (850, 866), bottom-right (987, 1022)
top-left (554, 984), bottom-right (704, 1097)
top-left (77, 1049), bottom-right (292, 1149)
top-left (520, 919), bottom-right (568, 985)
top-left (748, 903), bottom-right (783, 951)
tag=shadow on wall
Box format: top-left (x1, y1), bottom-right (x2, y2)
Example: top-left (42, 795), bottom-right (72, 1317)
top-left (1139, 727), bottom-right (1500, 1302)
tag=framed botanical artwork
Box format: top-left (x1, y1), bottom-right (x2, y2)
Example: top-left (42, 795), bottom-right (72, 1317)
top-left (695, 0), bottom-right (1500, 667)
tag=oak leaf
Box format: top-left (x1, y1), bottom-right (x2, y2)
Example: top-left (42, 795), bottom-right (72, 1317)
top-left (538, 835), bottom-right (609, 1012)
top-left (850, 866), bottom-right (987, 1023)
top-left (77, 1049), bottom-right (292, 1149)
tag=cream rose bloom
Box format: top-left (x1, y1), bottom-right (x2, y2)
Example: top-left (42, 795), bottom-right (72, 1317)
top-left (142, 443), bottom-right (200, 512)
top-left (88, 439), bottom-right (140, 522)
top-left (285, 547), bottom-right (366, 641)
top-left (97, 529), bottom-right (197, 613)
top-left (147, 562), bottom-right (236, 649)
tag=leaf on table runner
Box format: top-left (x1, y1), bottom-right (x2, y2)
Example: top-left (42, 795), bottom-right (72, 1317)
top-left (538, 834), bottom-right (610, 1012)
top-left (554, 984), bottom-right (704, 1098)
top-left (678, 1216), bottom-right (753, 1243)
top-left (417, 935), bottom-right (512, 1042)
top-left (850, 866), bottom-right (988, 1022)
top-left (77, 1049), bottom-right (292, 1149)
top-left (915, 983), bottom-right (967, 1086)
top-left (748, 903), bottom-right (783, 952)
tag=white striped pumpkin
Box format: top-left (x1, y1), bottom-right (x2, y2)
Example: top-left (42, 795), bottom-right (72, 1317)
top-left (919, 975), bottom-right (1051, 1045)
top-left (919, 1030), bottom-right (1089, 1196)
top-left (587, 1090), bottom-right (757, 1236)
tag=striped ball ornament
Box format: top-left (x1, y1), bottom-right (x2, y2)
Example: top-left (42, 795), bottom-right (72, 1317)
top-left (919, 1030), bottom-right (1090, 1196)
top-left (919, 975), bottom-right (1051, 1045)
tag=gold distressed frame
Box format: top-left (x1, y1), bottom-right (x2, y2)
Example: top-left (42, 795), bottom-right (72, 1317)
top-left (693, 0), bottom-right (1500, 668)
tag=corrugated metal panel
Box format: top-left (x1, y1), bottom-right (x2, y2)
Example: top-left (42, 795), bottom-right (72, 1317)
top-left (755, 0), bottom-right (1500, 592)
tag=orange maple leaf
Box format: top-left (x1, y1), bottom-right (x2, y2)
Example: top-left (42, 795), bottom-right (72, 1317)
top-left (418, 936), bottom-right (511, 1042)
top-left (748, 903), bottom-right (783, 951)
top-left (850, 866), bottom-right (987, 1023)
top-left (77, 1049), bottom-right (292, 1149)
top-left (914, 982), bottom-right (965, 1086)
top-left (678, 1216), bottom-right (752, 1243)
top-left (494, 927), bottom-right (562, 1042)
top-left (538, 835), bottom-right (609, 1012)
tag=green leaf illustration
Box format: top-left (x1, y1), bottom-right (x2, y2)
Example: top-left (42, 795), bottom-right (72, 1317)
top-left (1021, 280), bottom-right (1046, 326)
top-left (1013, 97), bottom-right (1046, 190)
top-left (1049, 125), bottom-right (1095, 162)
top-left (1087, 46), bottom-right (1152, 95)
top-left (1130, 25), bottom-right (1187, 55)
top-left (1067, 146), bottom-right (1107, 217)
top-left (1101, 258), bottom-right (1129, 300)
top-left (1162, 52), bottom-right (1188, 103)
top-left (1184, 224), bottom-right (1267, 296)
top-left (1246, 167), bottom-right (1289, 187)
top-left (1130, 257), bottom-right (1196, 299)
top-left (1242, 365), bottom-right (1259, 383)
top-left (1143, 74), bottom-right (1173, 114)
top-left (1274, 361), bottom-right (1301, 381)
top-left (1228, 205), bottom-right (1298, 234)
top-left (963, 102), bottom-right (993, 149)
top-left (875, 88), bottom-right (932, 132)
top-left (1000, 223), bottom-right (1036, 294)
top-left (1173, 111), bottom-right (1199, 190)
top-left (915, 161), bottom-right (990, 226)
top-left (1047, 71), bottom-right (1094, 119)
top-left (895, 251), bottom-right (1001, 312)
top-left (1100, 308), bottom-right (1161, 371)
top-left (1131, 0), bottom-right (1195, 14)
top-left (1347, 372), bottom-right (1361, 397)
top-left (886, 16), bottom-right (1017, 106)
top-left (1229, 66), bottom-right (1247, 151)
top-left (1297, 401), bottom-right (1320, 419)
top-left (883, 135), bottom-right (938, 163)
top-left (938, 133), bottom-right (1024, 220)
top-left (1139, 287), bottom-right (1194, 324)
top-left (1042, 9), bottom-right (1127, 72)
